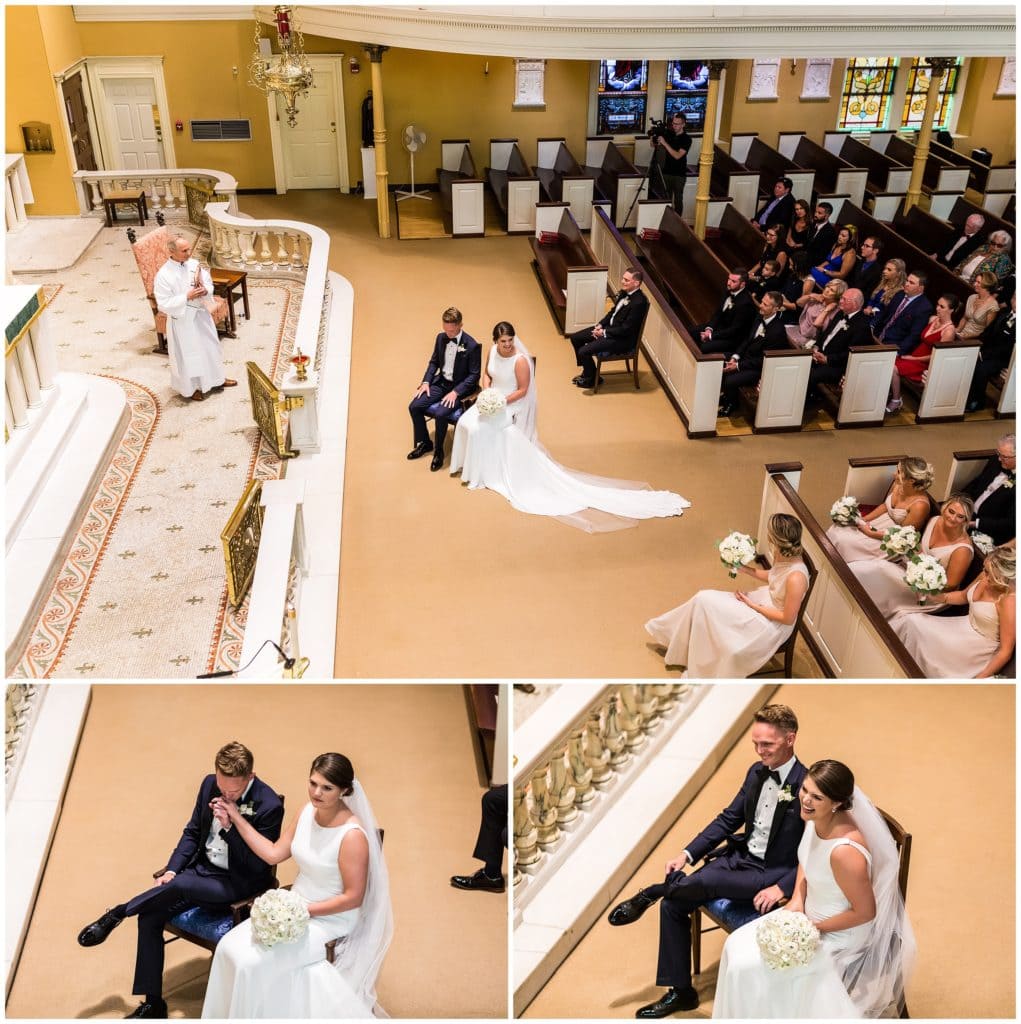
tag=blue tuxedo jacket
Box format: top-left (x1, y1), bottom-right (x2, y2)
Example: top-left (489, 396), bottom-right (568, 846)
top-left (422, 331), bottom-right (482, 397)
top-left (685, 758), bottom-right (807, 897)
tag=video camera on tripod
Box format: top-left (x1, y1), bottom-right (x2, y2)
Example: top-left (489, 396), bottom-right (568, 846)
top-left (647, 117), bottom-right (669, 144)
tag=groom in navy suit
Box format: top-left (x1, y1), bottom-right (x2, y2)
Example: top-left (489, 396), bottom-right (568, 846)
top-left (608, 704), bottom-right (806, 1017)
top-left (77, 741), bottom-right (284, 1019)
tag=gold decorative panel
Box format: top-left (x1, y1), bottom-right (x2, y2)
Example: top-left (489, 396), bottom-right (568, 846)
top-left (246, 361), bottom-right (299, 459)
top-left (220, 479), bottom-right (264, 607)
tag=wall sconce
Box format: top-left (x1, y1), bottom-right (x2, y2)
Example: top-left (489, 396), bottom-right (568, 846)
top-left (349, 56), bottom-right (361, 74)
top-left (484, 61), bottom-right (489, 76)
top-left (790, 59), bottom-right (798, 76)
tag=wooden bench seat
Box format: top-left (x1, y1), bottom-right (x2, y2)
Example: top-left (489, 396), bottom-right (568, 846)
top-left (437, 140), bottom-right (485, 236)
top-left (486, 139), bottom-right (539, 233)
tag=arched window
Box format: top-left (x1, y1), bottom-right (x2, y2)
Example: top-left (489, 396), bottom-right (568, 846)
top-left (900, 58), bottom-right (961, 130)
top-left (837, 57), bottom-right (898, 131)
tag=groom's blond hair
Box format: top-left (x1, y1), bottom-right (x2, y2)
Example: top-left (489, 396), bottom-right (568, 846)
top-left (215, 741), bottom-right (254, 777)
top-left (754, 704), bottom-right (798, 734)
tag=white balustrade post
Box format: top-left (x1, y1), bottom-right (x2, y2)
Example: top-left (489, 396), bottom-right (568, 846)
top-left (548, 745), bottom-right (578, 827)
top-left (16, 342), bottom-right (42, 407)
top-left (6, 356), bottom-right (30, 428)
top-left (280, 366), bottom-right (320, 453)
top-left (5, 177), bottom-right (18, 233)
top-left (530, 765), bottom-right (560, 849)
top-left (568, 728), bottom-right (594, 807)
top-left (513, 784), bottom-right (541, 871)
top-left (603, 694), bottom-right (630, 768)
top-left (583, 708), bottom-right (612, 786)
top-left (619, 684), bottom-right (647, 751)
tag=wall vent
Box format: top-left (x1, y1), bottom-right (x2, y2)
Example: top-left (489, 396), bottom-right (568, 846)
top-left (190, 119), bottom-right (252, 142)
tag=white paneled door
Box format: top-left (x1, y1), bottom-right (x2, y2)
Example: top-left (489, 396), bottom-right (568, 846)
top-left (280, 63), bottom-right (341, 190)
top-left (103, 77), bottom-right (165, 169)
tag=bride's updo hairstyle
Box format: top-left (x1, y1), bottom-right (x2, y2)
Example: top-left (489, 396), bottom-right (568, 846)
top-left (492, 321), bottom-right (515, 341)
top-left (807, 759), bottom-right (855, 811)
top-left (984, 545), bottom-right (1017, 593)
top-left (311, 752), bottom-right (355, 796)
top-left (767, 514), bottom-right (803, 558)
top-left (898, 456), bottom-right (935, 491)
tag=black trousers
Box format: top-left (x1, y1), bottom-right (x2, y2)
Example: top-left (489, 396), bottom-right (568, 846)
top-left (568, 328), bottom-right (634, 379)
top-left (721, 368), bottom-right (759, 407)
top-left (968, 354), bottom-right (1010, 407)
top-left (408, 379), bottom-right (462, 448)
top-left (472, 785), bottom-right (509, 876)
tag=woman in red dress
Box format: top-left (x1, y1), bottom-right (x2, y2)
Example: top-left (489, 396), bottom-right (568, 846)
top-left (885, 293), bottom-right (961, 412)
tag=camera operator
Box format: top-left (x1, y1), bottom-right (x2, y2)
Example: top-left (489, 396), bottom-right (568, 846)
top-left (653, 112), bottom-right (691, 213)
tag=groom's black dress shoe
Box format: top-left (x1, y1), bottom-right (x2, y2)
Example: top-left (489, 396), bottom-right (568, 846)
top-left (125, 999), bottom-right (168, 1019)
top-left (77, 910), bottom-right (123, 947)
top-left (450, 869), bottom-right (506, 893)
top-left (407, 441), bottom-right (434, 460)
top-left (430, 451), bottom-right (444, 471)
top-left (635, 987), bottom-right (699, 1017)
top-left (608, 887), bottom-right (660, 925)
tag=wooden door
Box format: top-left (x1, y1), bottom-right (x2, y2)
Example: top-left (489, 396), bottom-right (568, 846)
top-left (280, 63), bottom-right (341, 189)
top-left (62, 72), bottom-right (97, 171)
top-left (103, 77), bottom-right (165, 169)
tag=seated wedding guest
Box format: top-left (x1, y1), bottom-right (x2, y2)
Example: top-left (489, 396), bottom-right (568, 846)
top-left (77, 742), bottom-right (284, 1020)
top-left (965, 434), bottom-right (1016, 545)
top-left (201, 752), bottom-right (392, 1019)
top-left (968, 300), bottom-right (1016, 412)
top-left (719, 292), bottom-right (787, 415)
top-left (645, 513), bottom-right (809, 678)
top-left (786, 279), bottom-right (846, 349)
top-left (933, 212), bottom-right (985, 268)
top-left (699, 269), bottom-right (758, 354)
top-left (863, 258), bottom-right (906, 330)
top-left (804, 202), bottom-right (837, 267)
top-left (807, 288), bottom-right (870, 398)
top-left (779, 251), bottom-right (811, 322)
top-left (872, 271), bottom-right (934, 356)
top-left (754, 177), bottom-right (795, 232)
top-left (954, 229), bottom-right (1013, 283)
top-left (848, 494), bottom-right (975, 619)
top-left (826, 456), bottom-right (934, 563)
top-left (894, 544), bottom-right (1016, 679)
top-left (749, 224), bottom-right (789, 282)
top-left (450, 784), bottom-right (508, 893)
top-left (749, 260), bottom-right (783, 306)
top-left (956, 271), bottom-right (1000, 340)
top-left (803, 224), bottom-right (857, 295)
top-left (785, 199), bottom-right (812, 254)
top-left (886, 293), bottom-right (962, 413)
top-left (848, 235), bottom-right (883, 298)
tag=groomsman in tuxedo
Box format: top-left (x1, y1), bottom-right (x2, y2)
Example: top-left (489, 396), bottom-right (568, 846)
top-left (607, 705), bottom-right (806, 1017)
top-left (718, 292), bottom-right (788, 416)
top-left (77, 742), bottom-right (284, 1019)
top-left (408, 306), bottom-right (482, 471)
top-left (965, 434), bottom-right (1016, 545)
top-left (807, 288), bottom-right (871, 400)
top-left (804, 202), bottom-right (837, 267)
top-left (967, 294), bottom-right (1016, 412)
top-left (450, 784), bottom-right (508, 893)
top-left (872, 271), bottom-right (934, 356)
top-left (699, 270), bottom-right (758, 355)
top-left (933, 212), bottom-right (986, 268)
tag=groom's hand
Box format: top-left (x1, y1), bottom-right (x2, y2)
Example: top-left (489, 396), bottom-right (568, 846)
top-left (753, 884), bottom-right (785, 913)
top-left (440, 389), bottom-right (458, 408)
top-left (665, 853), bottom-right (689, 874)
top-left (413, 382), bottom-right (430, 399)
top-left (154, 870), bottom-right (176, 886)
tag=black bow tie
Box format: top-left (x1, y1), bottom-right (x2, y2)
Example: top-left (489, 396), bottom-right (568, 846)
top-left (758, 767), bottom-right (782, 786)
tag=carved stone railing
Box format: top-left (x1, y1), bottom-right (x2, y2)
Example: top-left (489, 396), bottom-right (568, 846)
top-left (71, 167), bottom-right (238, 219)
top-left (5, 153), bottom-right (34, 232)
top-left (204, 201), bottom-right (314, 281)
top-left (6, 683), bottom-right (42, 799)
top-left (513, 683), bottom-right (704, 905)
top-left (5, 285), bottom-right (57, 437)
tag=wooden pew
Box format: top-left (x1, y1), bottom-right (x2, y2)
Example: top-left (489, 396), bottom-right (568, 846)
top-left (927, 194), bottom-right (1016, 245)
top-left (981, 190), bottom-right (1016, 220)
top-left (945, 447), bottom-right (996, 497)
top-left (876, 133), bottom-right (970, 199)
top-left (486, 138), bottom-right (539, 234)
top-left (900, 340), bottom-right (982, 422)
top-left (995, 347), bottom-right (1016, 417)
top-left (703, 202), bottom-right (766, 271)
top-left (891, 203), bottom-right (959, 261)
top-left (817, 345), bottom-right (899, 428)
top-left (823, 132), bottom-right (910, 212)
top-left (777, 131), bottom-right (868, 209)
top-left (730, 133), bottom-right (815, 209)
top-left (529, 203), bottom-right (608, 335)
top-left (582, 137), bottom-right (648, 229)
top-left (711, 145), bottom-right (760, 220)
top-left (930, 138), bottom-right (1016, 197)
top-left (592, 204), bottom-right (725, 436)
top-left (736, 348), bottom-right (814, 433)
top-left (533, 138), bottom-right (599, 230)
top-left (437, 140), bottom-right (485, 236)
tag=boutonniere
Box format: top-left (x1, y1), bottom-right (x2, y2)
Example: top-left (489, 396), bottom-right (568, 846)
top-left (456, 343), bottom-right (466, 354)
top-left (238, 802), bottom-right (255, 818)
top-left (1004, 474), bottom-right (1014, 489)
top-left (776, 785), bottom-right (795, 804)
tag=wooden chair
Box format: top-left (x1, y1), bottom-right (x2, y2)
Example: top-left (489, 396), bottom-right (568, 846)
top-left (750, 548), bottom-right (818, 678)
top-left (691, 806), bottom-right (912, 1018)
top-left (593, 304), bottom-right (650, 393)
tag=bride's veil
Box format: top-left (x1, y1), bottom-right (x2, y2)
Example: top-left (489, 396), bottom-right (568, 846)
top-left (511, 336), bottom-right (538, 443)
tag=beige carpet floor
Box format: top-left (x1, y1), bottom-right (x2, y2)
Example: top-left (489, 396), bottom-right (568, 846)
top-left (6, 683), bottom-right (507, 1019)
top-left (520, 683), bottom-right (1015, 1019)
top-left (238, 191), bottom-right (1009, 678)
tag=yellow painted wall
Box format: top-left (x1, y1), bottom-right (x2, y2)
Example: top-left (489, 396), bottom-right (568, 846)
top-left (37, 5), bottom-right (83, 74)
top-left (955, 57), bottom-right (1016, 163)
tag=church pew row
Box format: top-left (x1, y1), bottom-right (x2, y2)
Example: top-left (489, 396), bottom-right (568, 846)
top-left (758, 465), bottom-right (924, 678)
top-left (994, 347), bottom-right (1016, 417)
top-left (437, 140), bottom-right (485, 237)
top-left (737, 348), bottom-right (814, 433)
top-left (591, 206), bottom-right (724, 436)
top-left (927, 193), bottom-right (1016, 246)
top-left (486, 138), bottom-right (539, 234)
top-left (879, 130), bottom-right (1017, 199)
top-left (583, 137), bottom-right (647, 229)
top-left (533, 138), bottom-right (600, 230)
top-left (871, 132), bottom-right (970, 199)
top-left (730, 133), bottom-right (816, 209)
top-left (823, 132), bottom-right (910, 216)
top-left (530, 203), bottom-right (607, 336)
top-left (777, 132), bottom-right (868, 210)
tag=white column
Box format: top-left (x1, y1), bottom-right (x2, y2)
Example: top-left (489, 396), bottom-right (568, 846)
top-left (29, 317), bottom-right (58, 390)
top-left (16, 342), bottom-right (42, 407)
top-left (6, 356), bottom-right (30, 428)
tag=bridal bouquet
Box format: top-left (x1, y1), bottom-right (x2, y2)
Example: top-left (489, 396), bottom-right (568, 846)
top-left (250, 888), bottom-right (309, 948)
top-left (879, 525), bottom-right (920, 560)
top-left (971, 531), bottom-right (995, 556)
top-left (756, 910), bottom-right (820, 970)
top-left (904, 553), bottom-right (947, 604)
top-left (829, 495), bottom-right (860, 527)
top-left (475, 388), bottom-right (507, 419)
top-left (718, 531), bottom-right (757, 578)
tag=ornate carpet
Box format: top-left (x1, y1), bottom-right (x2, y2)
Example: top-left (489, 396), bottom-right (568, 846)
top-left (10, 226), bottom-right (304, 678)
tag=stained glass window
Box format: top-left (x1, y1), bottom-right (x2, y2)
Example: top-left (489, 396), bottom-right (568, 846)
top-left (664, 60), bottom-right (709, 130)
top-left (597, 60), bottom-right (648, 134)
top-left (837, 58), bottom-right (897, 131)
top-left (900, 59), bottom-right (961, 129)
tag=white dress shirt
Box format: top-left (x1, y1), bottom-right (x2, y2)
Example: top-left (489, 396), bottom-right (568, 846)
top-left (747, 755), bottom-right (798, 858)
top-left (441, 330), bottom-right (463, 380)
top-left (205, 778), bottom-right (255, 869)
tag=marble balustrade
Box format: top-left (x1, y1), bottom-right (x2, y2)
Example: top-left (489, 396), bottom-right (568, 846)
top-left (4, 287), bottom-right (56, 437)
top-left (5, 684), bottom-right (41, 797)
top-left (5, 154), bottom-right (34, 233)
top-left (72, 167), bottom-right (238, 219)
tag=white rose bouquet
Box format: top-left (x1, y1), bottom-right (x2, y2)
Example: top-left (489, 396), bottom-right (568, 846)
top-left (756, 909), bottom-right (821, 970)
top-left (904, 553), bottom-right (948, 604)
top-left (718, 531), bottom-right (758, 579)
top-left (879, 525), bottom-right (920, 560)
top-left (250, 888), bottom-right (310, 948)
top-left (971, 531), bottom-right (995, 556)
top-left (475, 388), bottom-right (507, 419)
top-left (829, 495), bottom-right (860, 527)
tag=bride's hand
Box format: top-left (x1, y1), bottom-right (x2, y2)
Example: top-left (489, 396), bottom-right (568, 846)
top-left (785, 897), bottom-right (804, 915)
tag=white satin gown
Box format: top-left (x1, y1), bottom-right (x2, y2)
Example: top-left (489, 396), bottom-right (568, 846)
top-left (449, 345), bottom-right (689, 526)
top-left (201, 805), bottom-right (370, 1019)
top-left (713, 822), bottom-right (873, 1018)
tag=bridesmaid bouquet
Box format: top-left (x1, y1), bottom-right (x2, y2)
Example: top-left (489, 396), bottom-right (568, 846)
top-left (475, 388), bottom-right (507, 419)
top-left (904, 553), bottom-right (947, 604)
top-left (250, 888), bottom-right (310, 947)
top-left (829, 495), bottom-right (860, 526)
top-left (718, 531), bottom-right (757, 578)
top-left (756, 910), bottom-right (820, 970)
top-left (879, 525), bottom-right (920, 560)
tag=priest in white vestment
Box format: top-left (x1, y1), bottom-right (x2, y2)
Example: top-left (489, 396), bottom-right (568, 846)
top-left (154, 236), bottom-right (236, 401)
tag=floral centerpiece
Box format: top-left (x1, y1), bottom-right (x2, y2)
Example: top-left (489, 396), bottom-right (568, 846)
top-left (756, 909), bottom-right (821, 970)
top-left (970, 531), bottom-right (995, 556)
top-left (904, 553), bottom-right (948, 604)
top-left (250, 888), bottom-right (309, 948)
top-left (475, 388), bottom-right (507, 419)
top-left (829, 496), bottom-right (860, 527)
top-left (879, 525), bottom-right (920, 560)
top-left (718, 531), bottom-right (757, 579)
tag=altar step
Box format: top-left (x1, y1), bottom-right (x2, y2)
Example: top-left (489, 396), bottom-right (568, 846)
top-left (5, 373), bottom-right (128, 673)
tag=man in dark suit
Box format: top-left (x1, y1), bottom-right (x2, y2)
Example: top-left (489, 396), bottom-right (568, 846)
top-left (754, 177), bottom-right (795, 232)
top-left (607, 705), bottom-right (806, 1017)
top-left (934, 212), bottom-right (986, 268)
top-left (965, 434), bottom-right (1016, 545)
top-left (808, 288), bottom-right (871, 399)
top-left (849, 236), bottom-right (883, 299)
top-left (699, 269), bottom-right (758, 354)
top-left (871, 271), bottom-right (934, 356)
top-left (719, 292), bottom-right (788, 415)
top-left (967, 294), bottom-right (1016, 412)
top-left (450, 784), bottom-right (508, 893)
top-left (804, 201), bottom-right (837, 266)
top-left (569, 267), bottom-right (650, 389)
top-left (77, 742), bottom-right (284, 1019)
top-left (408, 306), bottom-right (482, 471)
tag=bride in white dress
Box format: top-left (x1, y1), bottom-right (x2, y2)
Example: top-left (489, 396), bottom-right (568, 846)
top-left (449, 321), bottom-right (689, 531)
top-left (714, 760), bottom-right (915, 1019)
top-left (201, 753), bottom-right (392, 1019)
top-left (645, 513), bottom-right (810, 677)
